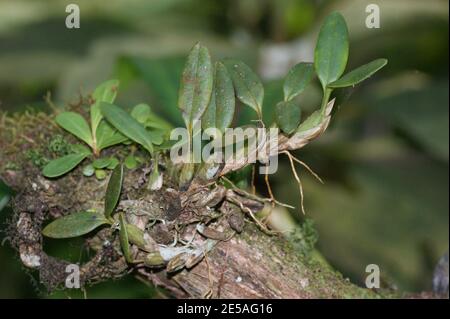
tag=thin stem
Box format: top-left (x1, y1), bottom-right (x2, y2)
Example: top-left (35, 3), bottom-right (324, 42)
top-left (320, 88), bottom-right (333, 115)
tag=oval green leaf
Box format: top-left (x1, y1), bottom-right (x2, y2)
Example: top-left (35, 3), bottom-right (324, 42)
top-left (327, 59), bottom-right (388, 88)
top-left (283, 62), bottom-right (314, 101)
top-left (96, 121), bottom-right (128, 151)
top-left (55, 112), bottom-right (93, 147)
top-left (126, 224), bottom-right (146, 249)
top-left (100, 102), bottom-right (154, 154)
top-left (119, 213), bottom-right (132, 263)
top-left (42, 211), bottom-right (108, 238)
top-left (82, 164), bottom-right (95, 177)
top-left (131, 104), bottom-right (173, 131)
top-left (202, 62), bottom-right (235, 132)
top-left (42, 152), bottom-right (90, 178)
top-left (95, 169), bottom-right (107, 180)
top-left (104, 164), bottom-right (123, 219)
top-left (124, 155), bottom-right (138, 169)
top-left (296, 110), bottom-right (323, 133)
top-left (178, 43), bottom-right (213, 132)
top-left (90, 79), bottom-right (120, 136)
top-left (93, 157), bottom-right (113, 169)
top-left (223, 59), bottom-right (264, 118)
top-left (275, 100), bottom-right (302, 134)
top-left (314, 12), bottom-right (349, 89)
top-left (107, 157), bottom-right (120, 169)
top-left (131, 103), bottom-right (152, 124)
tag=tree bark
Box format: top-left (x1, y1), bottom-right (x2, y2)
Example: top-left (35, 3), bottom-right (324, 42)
top-left (0, 109), bottom-right (417, 299)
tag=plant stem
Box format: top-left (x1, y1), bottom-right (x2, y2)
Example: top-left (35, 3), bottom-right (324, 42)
top-left (320, 88), bottom-right (333, 115)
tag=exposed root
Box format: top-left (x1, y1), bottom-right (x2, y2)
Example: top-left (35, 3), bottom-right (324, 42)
top-left (283, 151), bottom-right (306, 215)
top-left (264, 165), bottom-right (276, 208)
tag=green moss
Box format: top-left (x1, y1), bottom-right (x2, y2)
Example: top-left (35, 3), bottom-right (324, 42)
top-left (288, 218), bottom-right (318, 259)
top-left (48, 134), bottom-right (72, 156)
top-left (25, 149), bottom-right (49, 168)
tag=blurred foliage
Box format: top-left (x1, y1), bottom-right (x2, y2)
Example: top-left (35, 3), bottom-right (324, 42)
top-left (0, 0), bottom-right (448, 297)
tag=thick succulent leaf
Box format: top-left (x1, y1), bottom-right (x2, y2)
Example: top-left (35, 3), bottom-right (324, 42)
top-left (275, 100), bottom-right (302, 134)
top-left (42, 150), bottom-right (90, 178)
top-left (202, 62), bottom-right (235, 132)
top-left (296, 110), bottom-right (323, 132)
top-left (283, 62), bottom-right (314, 101)
top-left (107, 157), bottom-right (120, 169)
top-left (224, 59), bottom-right (264, 118)
top-left (90, 80), bottom-right (120, 136)
top-left (126, 224), bottom-right (146, 249)
top-left (96, 121), bottom-right (128, 151)
top-left (104, 164), bottom-right (123, 219)
top-left (131, 103), bottom-right (173, 131)
top-left (124, 155), bottom-right (138, 169)
top-left (100, 102), bottom-right (154, 154)
top-left (131, 104), bottom-right (151, 124)
top-left (327, 59), bottom-right (388, 88)
top-left (119, 213), bottom-right (132, 263)
top-left (42, 211), bottom-right (108, 238)
top-left (178, 43), bottom-right (213, 131)
top-left (95, 169), bottom-right (107, 180)
top-left (147, 130), bottom-right (164, 145)
top-left (82, 164), bottom-right (95, 177)
top-left (55, 112), bottom-right (93, 147)
top-left (92, 157), bottom-right (112, 169)
top-left (314, 12), bottom-right (349, 89)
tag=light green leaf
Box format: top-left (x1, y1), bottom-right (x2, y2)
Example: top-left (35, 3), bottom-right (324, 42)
top-left (275, 100), bottom-right (302, 134)
top-left (296, 110), bottom-right (323, 132)
top-left (43, 151), bottom-right (90, 178)
top-left (104, 164), bottom-right (123, 219)
top-left (147, 130), bottom-right (164, 145)
top-left (202, 62), bottom-right (235, 132)
top-left (314, 12), bottom-right (349, 89)
top-left (70, 144), bottom-right (91, 154)
top-left (284, 62), bottom-right (314, 101)
top-left (131, 104), bottom-right (173, 131)
top-left (90, 80), bottom-right (120, 137)
top-left (124, 155), bottom-right (138, 169)
top-left (96, 121), bottom-right (128, 151)
top-left (42, 211), bottom-right (109, 238)
top-left (119, 213), bottom-right (132, 263)
top-left (95, 169), bottom-right (107, 180)
top-left (82, 164), bottom-right (95, 177)
top-left (55, 112), bottom-right (93, 147)
top-left (107, 157), bottom-right (120, 170)
top-left (100, 102), bottom-right (154, 154)
top-left (224, 59), bottom-right (264, 118)
top-left (93, 157), bottom-right (113, 169)
top-left (178, 43), bottom-right (213, 132)
top-left (126, 224), bottom-right (146, 249)
top-left (131, 103), bottom-right (152, 124)
top-left (327, 59), bottom-right (388, 88)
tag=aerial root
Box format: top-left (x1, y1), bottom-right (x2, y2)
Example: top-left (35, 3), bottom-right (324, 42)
top-left (281, 150), bottom-right (325, 215)
top-left (264, 165), bottom-right (276, 208)
top-left (283, 151), bottom-right (305, 215)
top-left (287, 152), bottom-right (324, 184)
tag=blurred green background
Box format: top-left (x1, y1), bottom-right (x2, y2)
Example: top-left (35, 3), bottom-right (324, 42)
top-left (0, 0), bottom-right (448, 298)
